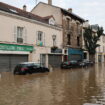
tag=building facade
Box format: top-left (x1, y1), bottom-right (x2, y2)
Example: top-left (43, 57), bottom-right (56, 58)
top-left (95, 35), bottom-right (105, 63)
top-left (0, 2), bottom-right (63, 72)
top-left (82, 23), bottom-right (105, 62)
top-left (82, 21), bottom-right (90, 60)
top-left (31, 1), bottom-right (85, 62)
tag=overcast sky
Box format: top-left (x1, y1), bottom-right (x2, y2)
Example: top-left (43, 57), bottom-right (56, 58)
top-left (0, 0), bottom-right (105, 30)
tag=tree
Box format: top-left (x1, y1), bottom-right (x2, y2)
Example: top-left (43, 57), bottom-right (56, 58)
top-left (83, 26), bottom-right (104, 61)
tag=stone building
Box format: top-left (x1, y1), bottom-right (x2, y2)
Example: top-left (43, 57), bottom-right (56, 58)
top-left (31, 0), bottom-right (85, 61)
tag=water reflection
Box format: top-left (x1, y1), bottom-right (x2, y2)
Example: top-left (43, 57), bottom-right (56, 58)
top-left (0, 64), bottom-right (105, 105)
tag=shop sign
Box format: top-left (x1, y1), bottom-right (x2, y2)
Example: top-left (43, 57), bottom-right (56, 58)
top-left (0, 43), bottom-right (33, 52)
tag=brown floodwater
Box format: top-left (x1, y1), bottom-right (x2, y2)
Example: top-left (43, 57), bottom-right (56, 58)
top-left (0, 64), bottom-right (105, 105)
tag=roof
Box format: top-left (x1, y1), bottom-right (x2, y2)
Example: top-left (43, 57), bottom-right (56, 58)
top-left (33, 2), bottom-right (85, 23)
top-left (61, 9), bottom-right (85, 23)
top-left (0, 2), bottom-right (50, 24)
top-left (43, 15), bottom-right (55, 20)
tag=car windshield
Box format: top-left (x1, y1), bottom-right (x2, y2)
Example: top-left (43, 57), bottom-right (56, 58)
top-left (70, 60), bottom-right (77, 63)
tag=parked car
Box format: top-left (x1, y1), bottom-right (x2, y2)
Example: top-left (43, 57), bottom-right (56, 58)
top-left (81, 60), bottom-right (94, 66)
top-left (13, 62), bottom-right (49, 75)
top-left (78, 60), bottom-right (94, 67)
top-left (61, 60), bottom-right (79, 69)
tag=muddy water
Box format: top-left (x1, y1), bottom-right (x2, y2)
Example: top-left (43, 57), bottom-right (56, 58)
top-left (0, 64), bottom-right (105, 105)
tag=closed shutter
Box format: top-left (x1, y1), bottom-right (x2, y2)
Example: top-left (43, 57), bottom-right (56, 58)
top-left (23, 27), bottom-right (27, 43)
top-left (11, 55), bottom-right (28, 71)
top-left (43, 32), bottom-right (45, 46)
top-left (48, 55), bottom-right (62, 67)
top-left (0, 55), bottom-right (10, 72)
top-left (14, 26), bottom-right (17, 42)
top-left (0, 54), bottom-right (28, 72)
top-left (36, 31), bottom-right (38, 45)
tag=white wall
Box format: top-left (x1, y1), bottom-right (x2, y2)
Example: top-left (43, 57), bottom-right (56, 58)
top-left (0, 11), bottom-right (63, 63)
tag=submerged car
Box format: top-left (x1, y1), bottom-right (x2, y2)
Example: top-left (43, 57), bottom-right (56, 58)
top-left (80, 60), bottom-right (94, 67)
top-left (61, 60), bottom-right (79, 69)
top-left (13, 62), bottom-right (49, 75)
top-left (61, 60), bottom-right (94, 69)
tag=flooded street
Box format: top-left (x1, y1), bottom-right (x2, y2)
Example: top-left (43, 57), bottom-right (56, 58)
top-left (0, 64), bottom-right (105, 105)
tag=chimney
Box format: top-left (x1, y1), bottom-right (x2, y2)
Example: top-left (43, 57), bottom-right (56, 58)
top-left (23, 5), bottom-right (26, 11)
top-left (68, 8), bottom-right (72, 13)
top-left (48, 0), bottom-right (52, 5)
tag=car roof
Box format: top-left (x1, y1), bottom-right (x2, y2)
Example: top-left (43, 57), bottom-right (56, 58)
top-left (19, 62), bottom-right (40, 64)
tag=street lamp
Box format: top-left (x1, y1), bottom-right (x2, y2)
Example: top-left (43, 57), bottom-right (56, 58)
top-left (52, 35), bottom-right (56, 46)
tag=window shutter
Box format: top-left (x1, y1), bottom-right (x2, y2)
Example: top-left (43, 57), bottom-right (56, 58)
top-left (43, 32), bottom-right (45, 46)
top-left (24, 27), bottom-right (27, 43)
top-left (14, 26), bottom-right (17, 42)
top-left (36, 31), bottom-right (38, 45)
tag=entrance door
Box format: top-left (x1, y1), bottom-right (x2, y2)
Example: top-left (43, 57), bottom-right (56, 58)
top-left (40, 54), bottom-right (46, 67)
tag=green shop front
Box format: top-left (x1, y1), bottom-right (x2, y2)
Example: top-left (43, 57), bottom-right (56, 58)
top-left (68, 48), bottom-right (83, 61)
top-left (0, 43), bottom-right (33, 72)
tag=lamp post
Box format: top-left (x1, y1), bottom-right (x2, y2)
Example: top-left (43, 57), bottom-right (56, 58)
top-left (52, 35), bottom-right (56, 46)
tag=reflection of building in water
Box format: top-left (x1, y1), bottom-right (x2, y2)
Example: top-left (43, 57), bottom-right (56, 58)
top-left (0, 73), bottom-right (1, 80)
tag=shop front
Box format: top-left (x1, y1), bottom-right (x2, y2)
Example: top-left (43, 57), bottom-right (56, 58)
top-left (68, 48), bottom-right (83, 61)
top-left (0, 43), bottom-right (33, 72)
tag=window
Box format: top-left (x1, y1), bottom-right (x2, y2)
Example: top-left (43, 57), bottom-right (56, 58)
top-left (67, 34), bottom-right (71, 45)
top-left (17, 27), bottom-right (23, 43)
top-left (66, 18), bottom-right (70, 30)
top-left (38, 31), bottom-right (43, 41)
top-left (36, 31), bottom-right (44, 46)
top-left (77, 36), bottom-right (80, 46)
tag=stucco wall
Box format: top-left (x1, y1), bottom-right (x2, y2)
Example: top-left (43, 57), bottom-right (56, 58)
top-left (31, 3), bottom-right (62, 26)
top-left (0, 11), bottom-right (63, 63)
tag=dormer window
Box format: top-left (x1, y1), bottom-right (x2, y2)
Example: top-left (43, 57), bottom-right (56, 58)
top-left (49, 18), bottom-right (55, 25)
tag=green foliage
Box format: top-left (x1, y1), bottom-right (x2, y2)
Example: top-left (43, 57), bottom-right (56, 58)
top-left (84, 26), bottom-right (104, 55)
